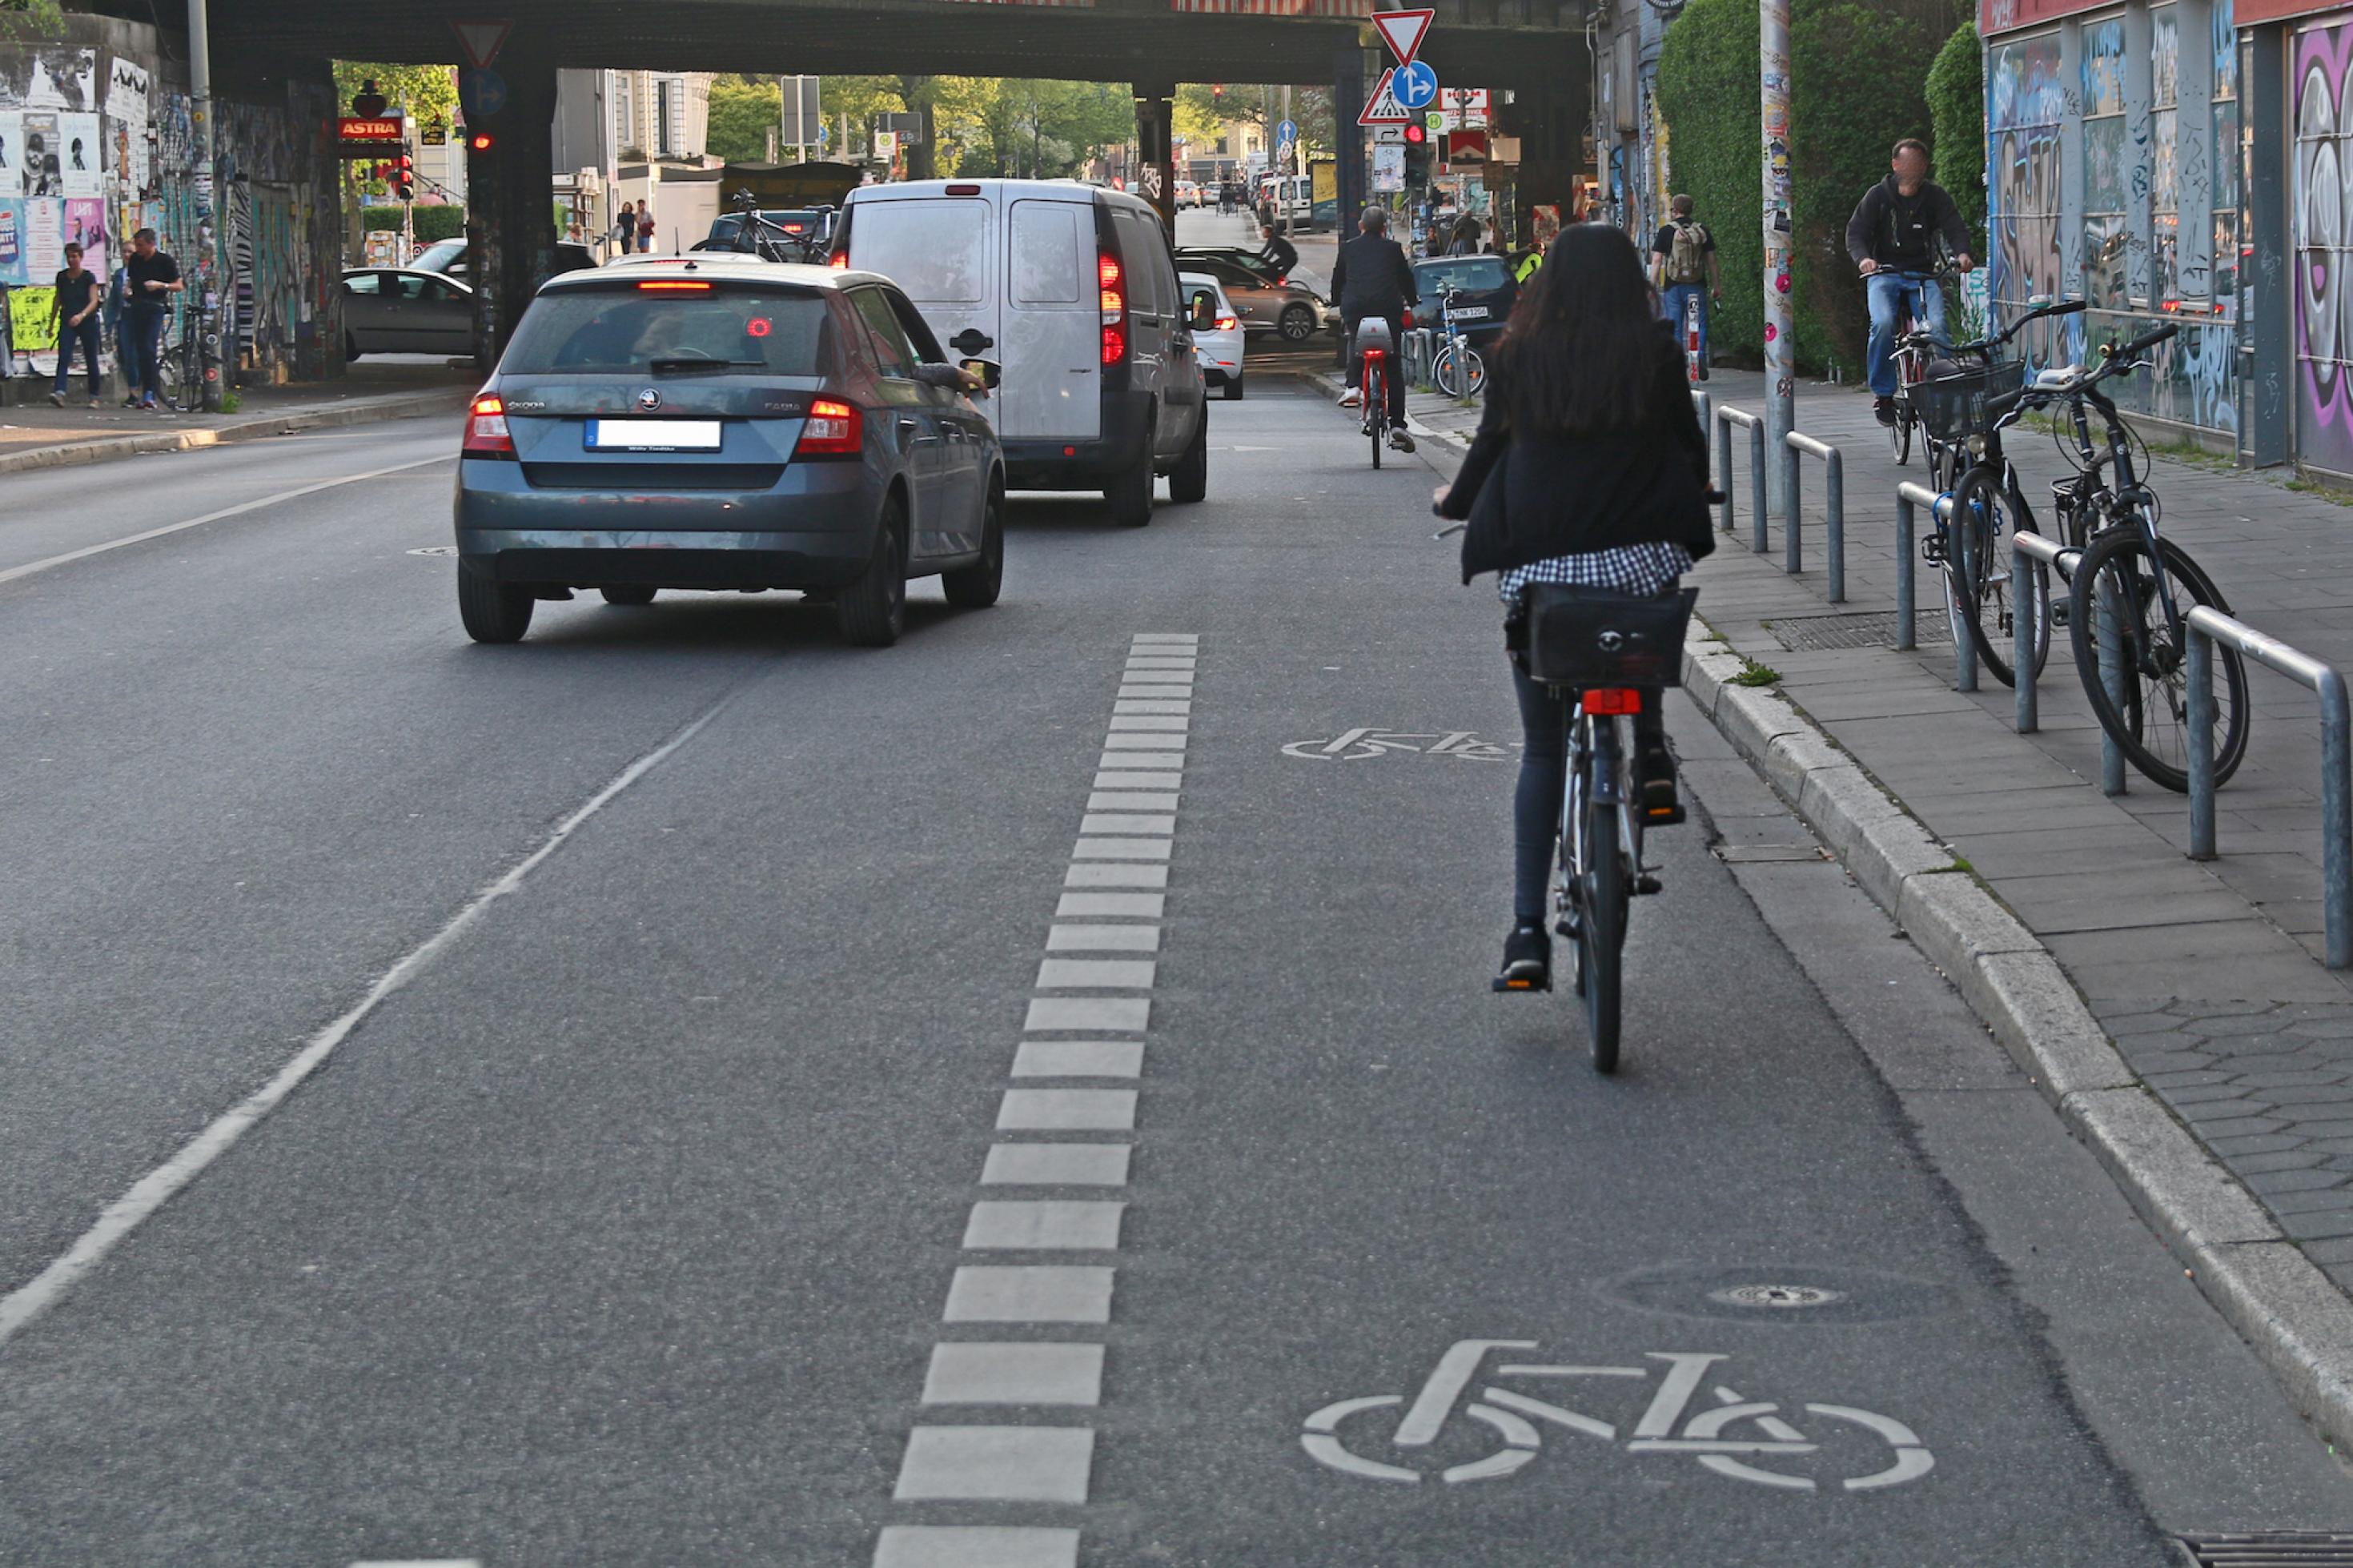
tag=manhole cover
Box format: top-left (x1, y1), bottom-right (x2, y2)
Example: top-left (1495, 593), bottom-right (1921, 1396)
top-left (1708, 1284), bottom-right (1848, 1309)
top-left (1767, 611), bottom-right (1953, 652)
top-left (1600, 1263), bottom-right (1953, 1325)
top-left (2178, 1534), bottom-right (2353, 1565)
top-left (408, 545), bottom-right (460, 557)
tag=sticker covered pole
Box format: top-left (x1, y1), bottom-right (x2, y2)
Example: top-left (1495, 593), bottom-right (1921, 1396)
top-left (1761, 0), bottom-right (1794, 519)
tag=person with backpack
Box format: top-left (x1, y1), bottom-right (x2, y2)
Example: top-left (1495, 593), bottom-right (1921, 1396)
top-left (1650, 194), bottom-right (1719, 382)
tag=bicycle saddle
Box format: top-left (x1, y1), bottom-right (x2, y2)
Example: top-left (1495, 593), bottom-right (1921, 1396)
top-left (2034, 365), bottom-right (2085, 391)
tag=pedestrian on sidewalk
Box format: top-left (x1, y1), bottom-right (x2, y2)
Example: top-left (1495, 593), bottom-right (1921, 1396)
top-left (612, 202), bottom-right (636, 259)
top-left (47, 241), bottom-right (103, 407)
top-left (1848, 138), bottom-right (1974, 426)
top-left (1331, 203), bottom-right (1419, 453)
top-left (636, 204), bottom-right (657, 253)
top-left (1650, 194), bottom-right (1719, 382)
top-left (122, 228), bottom-right (183, 411)
top-left (1432, 223), bottom-right (1714, 991)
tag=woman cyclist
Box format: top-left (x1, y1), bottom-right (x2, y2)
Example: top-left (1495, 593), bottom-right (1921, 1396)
top-left (1434, 224), bottom-right (1715, 991)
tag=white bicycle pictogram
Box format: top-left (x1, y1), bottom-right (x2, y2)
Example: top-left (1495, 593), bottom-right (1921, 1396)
top-left (1280, 728), bottom-right (1519, 762)
top-left (1302, 1340), bottom-right (1934, 1493)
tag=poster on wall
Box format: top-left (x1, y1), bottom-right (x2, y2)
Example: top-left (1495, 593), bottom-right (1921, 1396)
top-left (60, 114), bottom-right (100, 198)
top-left (107, 57), bottom-right (152, 192)
top-left (0, 113), bottom-right (20, 190)
top-left (25, 49), bottom-right (98, 112)
top-left (66, 197), bottom-right (108, 277)
top-left (24, 198), bottom-right (64, 276)
top-left (0, 199), bottom-right (24, 285)
top-left (22, 112), bottom-right (62, 198)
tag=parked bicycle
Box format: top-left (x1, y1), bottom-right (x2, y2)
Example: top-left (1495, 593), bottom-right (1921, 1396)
top-left (1431, 283), bottom-right (1486, 402)
top-left (151, 299), bottom-right (204, 413)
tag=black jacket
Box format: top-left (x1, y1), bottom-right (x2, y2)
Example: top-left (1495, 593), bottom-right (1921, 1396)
top-left (1441, 328), bottom-right (1716, 583)
top-left (1330, 232), bottom-right (1419, 319)
top-left (1845, 174), bottom-right (1970, 271)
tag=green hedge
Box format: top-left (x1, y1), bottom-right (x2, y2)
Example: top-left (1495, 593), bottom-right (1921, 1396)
top-left (361, 206), bottom-right (467, 243)
top-left (1654, 0), bottom-right (1761, 365)
top-left (1927, 22), bottom-right (1986, 253)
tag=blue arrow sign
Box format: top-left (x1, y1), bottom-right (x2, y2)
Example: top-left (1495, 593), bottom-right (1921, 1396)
top-left (818, 123), bottom-right (831, 144)
top-left (1392, 60), bottom-right (1439, 111)
top-left (1276, 118), bottom-right (1297, 147)
top-left (459, 66), bottom-right (507, 119)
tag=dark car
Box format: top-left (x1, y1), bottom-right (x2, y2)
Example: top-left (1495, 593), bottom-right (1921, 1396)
top-left (339, 267), bottom-right (472, 359)
top-left (452, 257), bottom-right (1005, 648)
top-left (698, 208), bottom-right (833, 261)
top-left (412, 237), bottom-right (600, 284)
top-left (1411, 254), bottom-right (1517, 353)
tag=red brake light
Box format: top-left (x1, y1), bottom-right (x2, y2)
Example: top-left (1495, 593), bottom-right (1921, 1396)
top-left (1100, 249), bottom-right (1127, 366)
top-left (828, 250), bottom-right (849, 270)
top-left (1580, 689), bottom-right (1643, 716)
top-left (795, 397), bottom-right (862, 458)
top-left (636, 280), bottom-right (712, 291)
top-left (463, 394), bottom-right (514, 458)
top-left (1215, 315), bottom-right (1239, 331)
top-left (946, 183), bottom-right (982, 196)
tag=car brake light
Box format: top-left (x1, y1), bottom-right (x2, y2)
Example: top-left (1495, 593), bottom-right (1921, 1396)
top-left (463, 394), bottom-right (515, 458)
top-left (1215, 315), bottom-right (1239, 331)
top-left (1100, 250), bottom-right (1127, 365)
top-left (828, 249), bottom-right (849, 270)
top-left (1275, 275), bottom-right (1288, 287)
top-left (1580, 689), bottom-right (1642, 716)
top-left (637, 280), bottom-right (712, 291)
top-left (795, 398), bottom-right (862, 458)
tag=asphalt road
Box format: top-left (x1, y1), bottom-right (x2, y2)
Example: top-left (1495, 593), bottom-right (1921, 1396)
top-left (2, 388), bottom-right (2350, 1565)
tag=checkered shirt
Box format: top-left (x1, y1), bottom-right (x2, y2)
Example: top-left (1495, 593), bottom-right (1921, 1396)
top-left (1498, 541), bottom-right (1694, 604)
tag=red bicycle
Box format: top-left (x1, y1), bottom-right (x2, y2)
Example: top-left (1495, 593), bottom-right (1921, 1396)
top-left (1356, 317), bottom-right (1396, 469)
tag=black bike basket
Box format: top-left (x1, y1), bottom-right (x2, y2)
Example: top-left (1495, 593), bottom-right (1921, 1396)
top-left (1520, 586), bottom-right (1700, 688)
top-left (1916, 359), bottom-right (2026, 445)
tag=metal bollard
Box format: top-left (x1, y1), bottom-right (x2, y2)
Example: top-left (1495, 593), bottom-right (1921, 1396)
top-left (2014, 536), bottom-right (2037, 734)
top-left (1713, 407), bottom-right (1768, 556)
top-left (1715, 416), bottom-right (1737, 535)
top-left (1952, 495), bottom-right (1978, 694)
top-left (2187, 624), bottom-right (2216, 860)
top-left (2097, 575), bottom-right (2127, 796)
top-left (1784, 431), bottom-right (1845, 600)
top-left (1692, 388), bottom-right (1713, 441)
top-left (2323, 669), bottom-right (2352, 969)
top-left (1894, 489), bottom-right (1917, 650)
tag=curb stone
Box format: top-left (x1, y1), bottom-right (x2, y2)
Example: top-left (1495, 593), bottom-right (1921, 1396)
top-left (1676, 622), bottom-right (2353, 1447)
top-left (0, 389), bottom-right (464, 476)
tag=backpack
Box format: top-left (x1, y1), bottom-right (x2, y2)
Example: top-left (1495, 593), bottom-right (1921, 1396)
top-left (1664, 220), bottom-right (1710, 285)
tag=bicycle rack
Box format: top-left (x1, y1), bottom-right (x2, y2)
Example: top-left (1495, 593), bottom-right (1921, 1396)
top-left (1403, 328), bottom-right (1436, 391)
top-left (1713, 406), bottom-right (1767, 557)
top-left (1690, 388), bottom-right (1712, 443)
top-left (2007, 531), bottom-right (2123, 794)
top-left (1784, 431), bottom-right (1844, 600)
top-left (2185, 608), bottom-right (2353, 969)
top-left (1893, 481), bottom-right (1945, 670)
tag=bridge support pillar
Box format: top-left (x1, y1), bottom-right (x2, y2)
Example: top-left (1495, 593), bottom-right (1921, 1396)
top-left (465, 43), bottom-right (559, 367)
top-left (1133, 80), bottom-right (1176, 234)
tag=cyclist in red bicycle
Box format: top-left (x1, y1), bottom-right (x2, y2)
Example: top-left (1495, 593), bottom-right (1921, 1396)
top-left (1333, 204), bottom-right (1419, 454)
top-left (1848, 138), bottom-right (1974, 427)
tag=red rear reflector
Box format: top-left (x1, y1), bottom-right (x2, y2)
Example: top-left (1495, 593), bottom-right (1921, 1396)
top-left (1580, 689), bottom-right (1643, 716)
top-left (462, 394), bottom-right (514, 457)
top-left (946, 183), bottom-right (982, 196)
top-left (795, 398), bottom-right (862, 457)
top-left (1063, 446), bottom-right (1077, 457)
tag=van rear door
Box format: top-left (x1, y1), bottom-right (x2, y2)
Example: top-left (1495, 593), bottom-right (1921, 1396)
top-left (845, 192), bottom-right (999, 393)
top-left (1002, 196), bottom-right (1100, 442)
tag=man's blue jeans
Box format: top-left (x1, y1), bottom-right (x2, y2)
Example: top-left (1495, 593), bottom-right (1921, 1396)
top-left (53, 315), bottom-right (102, 398)
top-left (1661, 283), bottom-right (1709, 363)
top-left (1866, 271), bottom-right (1945, 396)
top-left (126, 304), bottom-right (167, 400)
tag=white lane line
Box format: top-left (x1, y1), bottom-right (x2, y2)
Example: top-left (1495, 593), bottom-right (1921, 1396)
top-left (1034, 958), bottom-right (1157, 989)
top-left (1012, 1041), bottom-right (1145, 1078)
top-left (982, 1144), bottom-right (1131, 1186)
top-left (1079, 812), bottom-right (1176, 835)
top-left (894, 1426), bottom-right (1095, 1502)
top-left (997, 1089), bottom-right (1138, 1130)
top-left (1086, 792), bottom-right (1179, 812)
top-left (1107, 717), bottom-right (1189, 734)
top-left (1117, 685), bottom-right (1193, 699)
top-left (0, 455), bottom-right (448, 588)
top-left (963, 1201), bottom-right (1126, 1250)
top-left (1097, 751), bottom-right (1187, 771)
top-left (1024, 997), bottom-right (1150, 1033)
top-left (0, 696), bottom-right (730, 1350)
top-left (1130, 633), bottom-right (1198, 643)
top-left (1055, 891), bottom-right (1165, 919)
top-left (1047, 924), bottom-right (1162, 952)
top-left (1113, 700), bottom-right (1191, 716)
top-left (874, 1527), bottom-right (1080, 1568)
top-left (1063, 863), bottom-right (1169, 890)
top-left (1090, 771), bottom-right (1183, 792)
top-left (945, 1265), bottom-right (1115, 1323)
top-left (1102, 732), bottom-right (1187, 750)
top-left (1069, 838), bottom-right (1172, 861)
top-left (923, 1343), bottom-right (1106, 1406)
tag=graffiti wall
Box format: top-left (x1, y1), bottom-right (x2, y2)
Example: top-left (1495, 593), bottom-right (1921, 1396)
top-left (2295, 18), bottom-right (2353, 474)
top-left (1987, 31), bottom-right (2077, 371)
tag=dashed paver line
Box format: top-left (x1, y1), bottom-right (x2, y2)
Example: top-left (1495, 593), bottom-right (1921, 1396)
top-left (1024, 997), bottom-right (1151, 1033)
top-left (963, 1201), bottom-right (1126, 1250)
top-left (872, 1526), bottom-right (1081, 1568)
top-left (943, 1265), bottom-right (1116, 1323)
top-left (922, 1343), bottom-right (1107, 1406)
top-left (997, 1088), bottom-right (1138, 1131)
top-left (1067, 837), bottom-right (1174, 860)
top-left (1057, 891), bottom-right (1166, 919)
top-left (982, 1144), bottom-right (1133, 1186)
top-left (1035, 958), bottom-right (1158, 989)
top-left (892, 1426), bottom-right (1095, 1502)
top-left (1011, 1041), bottom-right (1146, 1078)
top-left (1063, 863), bottom-right (1170, 890)
top-left (1047, 924), bottom-right (1163, 952)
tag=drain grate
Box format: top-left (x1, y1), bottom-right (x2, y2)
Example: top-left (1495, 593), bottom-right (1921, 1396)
top-left (2178, 1534), bottom-right (2353, 1565)
top-left (1766, 611), bottom-right (1953, 652)
top-left (1708, 1284), bottom-right (1848, 1309)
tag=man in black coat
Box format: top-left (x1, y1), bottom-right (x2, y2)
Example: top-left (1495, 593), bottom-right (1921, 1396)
top-left (1846, 138), bottom-right (1975, 425)
top-left (1330, 204), bottom-right (1419, 451)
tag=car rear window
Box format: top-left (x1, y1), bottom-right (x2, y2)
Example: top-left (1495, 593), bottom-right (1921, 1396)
top-left (1417, 257), bottom-right (1511, 294)
top-left (500, 287), bottom-right (832, 375)
top-left (849, 199), bottom-right (990, 303)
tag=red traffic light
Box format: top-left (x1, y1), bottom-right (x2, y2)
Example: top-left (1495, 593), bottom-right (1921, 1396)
top-left (1403, 122), bottom-right (1427, 144)
top-left (468, 131), bottom-right (494, 152)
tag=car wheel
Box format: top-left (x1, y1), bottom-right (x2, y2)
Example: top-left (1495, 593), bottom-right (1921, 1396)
top-left (1278, 305), bottom-right (1315, 343)
top-left (1223, 372), bottom-right (1245, 403)
top-left (1169, 407), bottom-right (1209, 504)
top-left (344, 333), bottom-right (362, 363)
top-left (837, 495), bottom-right (908, 647)
top-left (457, 567), bottom-right (534, 644)
top-left (942, 483), bottom-right (1005, 609)
top-left (600, 585), bottom-right (657, 607)
top-left (1105, 435), bottom-right (1154, 528)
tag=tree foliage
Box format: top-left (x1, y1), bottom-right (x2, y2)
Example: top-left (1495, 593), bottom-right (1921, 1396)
top-left (1172, 83), bottom-right (1334, 161)
top-left (706, 78), bottom-right (782, 163)
top-left (1926, 22), bottom-right (1986, 251)
top-left (1655, 0), bottom-right (1762, 363)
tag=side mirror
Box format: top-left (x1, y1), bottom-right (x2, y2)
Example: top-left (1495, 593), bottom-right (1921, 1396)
top-left (1189, 292), bottom-right (1217, 331)
top-left (959, 357), bottom-right (1002, 391)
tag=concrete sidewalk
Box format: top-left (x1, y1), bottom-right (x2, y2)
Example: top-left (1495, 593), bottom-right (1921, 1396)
top-left (0, 360), bottom-right (474, 475)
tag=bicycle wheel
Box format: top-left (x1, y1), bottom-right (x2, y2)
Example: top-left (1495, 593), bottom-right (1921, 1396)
top-left (1948, 469), bottom-right (2050, 687)
top-left (1889, 399), bottom-right (1913, 465)
top-left (154, 335), bottom-right (184, 410)
top-left (1369, 363), bottom-right (1384, 469)
top-left (1443, 345), bottom-right (1484, 399)
top-left (1576, 722), bottom-right (1626, 1074)
top-left (2069, 530), bottom-right (2251, 792)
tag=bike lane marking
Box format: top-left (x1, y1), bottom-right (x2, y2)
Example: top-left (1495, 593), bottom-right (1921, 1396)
top-left (877, 633), bottom-right (1197, 1568)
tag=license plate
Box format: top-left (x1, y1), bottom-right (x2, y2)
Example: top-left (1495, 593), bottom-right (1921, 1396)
top-left (586, 419), bottom-right (723, 451)
top-left (1452, 306), bottom-right (1490, 320)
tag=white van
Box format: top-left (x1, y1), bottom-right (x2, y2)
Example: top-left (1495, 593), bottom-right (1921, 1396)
top-left (836, 179), bottom-right (1211, 527)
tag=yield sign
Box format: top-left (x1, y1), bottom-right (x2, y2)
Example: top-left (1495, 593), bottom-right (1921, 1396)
top-left (450, 19), bottom-right (511, 69)
top-left (1373, 8), bottom-right (1435, 65)
top-left (1357, 67), bottom-right (1415, 125)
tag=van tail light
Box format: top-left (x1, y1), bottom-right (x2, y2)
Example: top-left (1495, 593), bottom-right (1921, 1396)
top-left (1580, 688), bottom-right (1643, 716)
top-left (828, 247), bottom-right (849, 270)
top-left (794, 398), bottom-right (863, 459)
top-left (1099, 250), bottom-right (1128, 365)
top-left (1215, 315), bottom-right (1239, 332)
top-left (463, 394), bottom-right (515, 458)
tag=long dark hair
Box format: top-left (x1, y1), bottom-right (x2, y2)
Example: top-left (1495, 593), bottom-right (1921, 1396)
top-left (1493, 224), bottom-right (1665, 437)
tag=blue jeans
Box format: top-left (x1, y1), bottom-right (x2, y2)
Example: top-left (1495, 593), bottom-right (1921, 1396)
top-left (127, 305), bottom-right (167, 399)
top-left (1866, 271), bottom-right (1944, 396)
top-left (54, 315), bottom-right (102, 398)
top-left (1661, 283), bottom-right (1709, 363)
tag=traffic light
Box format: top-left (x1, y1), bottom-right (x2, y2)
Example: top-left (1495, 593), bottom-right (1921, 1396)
top-left (468, 130), bottom-right (495, 154)
top-left (393, 152), bottom-right (416, 201)
top-left (1402, 120), bottom-right (1431, 190)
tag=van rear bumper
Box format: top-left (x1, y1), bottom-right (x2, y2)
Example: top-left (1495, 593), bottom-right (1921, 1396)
top-left (1002, 391), bottom-right (1152, 490)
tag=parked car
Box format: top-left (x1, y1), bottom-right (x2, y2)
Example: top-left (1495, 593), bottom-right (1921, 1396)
top-left (452, 258), bottom-right (1006, 648)
top-left (1410, 253), bottom-right (1518, 354)
top-left (410, 237), bottom-right (600, 284)
top-left (339, 267), bottom-right (473, 359)
top-left (836, 178), bottom-right (1210, 527)
top-left (1171, 247), bottom-right (1329, 343)
top-left (1175, 181), bottom-right (1202, 210)
top-left (1179, 271), bottom-right (1245, 401)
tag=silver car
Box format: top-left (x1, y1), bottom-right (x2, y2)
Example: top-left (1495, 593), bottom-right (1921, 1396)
top-left (340, 267), bottom-right (473, 359)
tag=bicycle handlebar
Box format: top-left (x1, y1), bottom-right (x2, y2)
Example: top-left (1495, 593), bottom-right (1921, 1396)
top-left (1985, 319), bottom-right (2180, 417)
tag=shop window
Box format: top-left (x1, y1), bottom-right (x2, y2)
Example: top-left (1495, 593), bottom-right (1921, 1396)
top-left (2211, 0), bottom-right (2240, 316)
top-left (2152, 6), bottom-right (2179, 307)
top-left (2082, 15), bottom-right (2130, 311)
top-left (1987, 32), bottom-right (2066, 345)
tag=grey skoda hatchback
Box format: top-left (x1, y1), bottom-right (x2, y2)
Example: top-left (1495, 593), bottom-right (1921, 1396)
top-left (453, 257), bottom-right (1004, 647)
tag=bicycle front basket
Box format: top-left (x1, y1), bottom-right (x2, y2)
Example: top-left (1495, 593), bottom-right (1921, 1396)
top-left (1521, 586), bottom-right (1700, 688)
top-left (1916, 359), bottom-right (2027, 445)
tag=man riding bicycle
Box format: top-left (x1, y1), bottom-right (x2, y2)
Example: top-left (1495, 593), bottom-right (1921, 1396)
top-left (1847, 138), bottom-right (1974, 427)
top-left (1333, 205), bottom-right (1419, 454)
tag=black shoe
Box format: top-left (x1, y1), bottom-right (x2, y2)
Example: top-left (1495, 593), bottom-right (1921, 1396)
top-left (1873, 395), bottom-right (1896, 427)
top-left (1494, 921), bottom-right (1552, 993)
top-left (1639, 744), bottom-right (1685, 828)
top-left (1696, 366), bottom-right (1710, 382)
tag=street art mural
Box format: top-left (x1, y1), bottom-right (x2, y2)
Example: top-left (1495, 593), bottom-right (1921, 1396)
top-left (1988, 32), bottom-right (2075, 371)
top-left (2296, 18), bottom-right (2353, 473)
